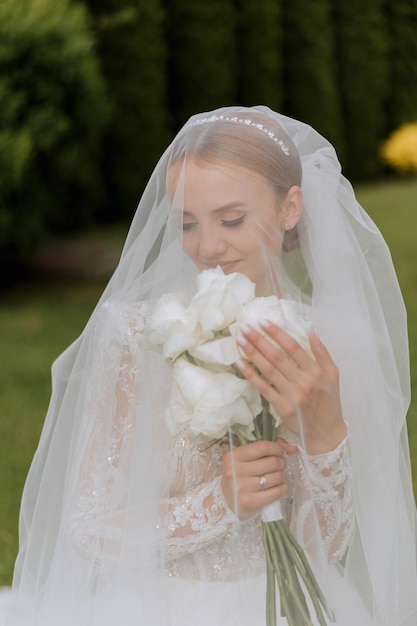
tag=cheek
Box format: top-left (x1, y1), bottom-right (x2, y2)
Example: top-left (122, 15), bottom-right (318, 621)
top-left (242, 226), bottom-right (278, 258)
top-left (181, 234), bottom-right (198, 261)
top-left (253, 218), bottom-right (283, 254)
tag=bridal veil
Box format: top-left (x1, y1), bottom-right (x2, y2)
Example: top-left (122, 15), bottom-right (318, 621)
top-left (6, 105), bottom-right (417, 626)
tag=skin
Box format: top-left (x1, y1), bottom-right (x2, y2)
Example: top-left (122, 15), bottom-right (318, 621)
top-left (174, 159), bottom-right (347, 520)
top-left (171, 160), bottom-right (301, 296)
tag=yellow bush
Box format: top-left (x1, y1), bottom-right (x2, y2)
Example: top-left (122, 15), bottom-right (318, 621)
top-left (381, 122), bottom-right (417, 173)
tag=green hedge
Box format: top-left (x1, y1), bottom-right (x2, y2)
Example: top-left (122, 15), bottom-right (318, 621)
top-left (165, 0), bottom-right (237, 127)
top-left (84, 0), bottom-right (170, 219)
top-left (235, 0), bottom-right (282, 111)
top-left (0, 0), bottom-right (107, 266)
top-left (334, 0), bottom-right (389, 178)
top-left (282, 0), bottom-right (344, 157)
top-left (385, 0), bottom-right (417, 130)
top-left (3, 0), bottom-right (417, 267)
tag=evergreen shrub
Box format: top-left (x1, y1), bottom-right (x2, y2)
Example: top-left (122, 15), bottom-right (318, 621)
top-left (0, 0), bottom-right (107, 264)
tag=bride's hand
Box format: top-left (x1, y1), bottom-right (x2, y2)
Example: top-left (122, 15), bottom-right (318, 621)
top-left (221, 438), bottom-right (297, 520)
top-left (236, 321), bottom-right (347, 455)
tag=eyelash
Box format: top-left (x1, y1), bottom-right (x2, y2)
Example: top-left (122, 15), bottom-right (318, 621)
top-left (182, 216), bottom-right (245, 231)
top-left (221, 216), bottom-right (246, 227)
top-left (182, 222), bottom-right (197, 232)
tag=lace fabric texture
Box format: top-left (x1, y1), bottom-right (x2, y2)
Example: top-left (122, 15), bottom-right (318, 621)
top-left (69, 302), bottom-right (354, 582)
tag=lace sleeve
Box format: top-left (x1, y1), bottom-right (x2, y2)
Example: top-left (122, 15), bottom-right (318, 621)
top-left (160, 475), bottom-right (237, 554)
top-left (284, 433), bottom-right (355, 563)
top-left (69, 301), bottom-right (147, 562)
top-left (158, 432), bottom-right (240, 560)
top-left (157, 433), bottom-right (263, 581)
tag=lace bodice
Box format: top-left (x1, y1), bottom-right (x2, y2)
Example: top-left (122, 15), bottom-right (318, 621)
top-left (69, 302), bottom-right (355, 582)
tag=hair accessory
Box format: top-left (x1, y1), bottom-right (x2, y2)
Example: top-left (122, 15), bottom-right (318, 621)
top-left (187, 114), bottom-right (290, 156)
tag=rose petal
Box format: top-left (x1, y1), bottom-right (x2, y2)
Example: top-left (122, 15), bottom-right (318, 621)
top-left (166, 359), bottom-right (261, 440)
top-left (190, 336), bottom-right (240, 366)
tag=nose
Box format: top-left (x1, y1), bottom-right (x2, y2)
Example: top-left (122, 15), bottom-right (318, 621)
top-left (197, 225), bottom-right (227, 259)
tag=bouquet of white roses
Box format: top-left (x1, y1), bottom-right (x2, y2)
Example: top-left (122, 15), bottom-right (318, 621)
top-left (146, 267), bottom-right (332, 626)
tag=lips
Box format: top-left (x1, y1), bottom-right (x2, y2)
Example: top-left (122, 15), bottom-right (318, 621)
top-left (204, 261), bottom-right (240, 272)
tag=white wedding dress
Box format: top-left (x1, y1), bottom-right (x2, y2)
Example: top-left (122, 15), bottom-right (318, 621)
top-left (64, 302), bottom-right (365, 626)
top-left (2, 301), bottom-right (369, 626)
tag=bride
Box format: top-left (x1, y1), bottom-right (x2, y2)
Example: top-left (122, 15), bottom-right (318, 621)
top-left (3, 106), bottom-right (417, 626)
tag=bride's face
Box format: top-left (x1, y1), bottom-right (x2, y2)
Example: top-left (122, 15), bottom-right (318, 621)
top-left (170, 160), bottom-right (289, 295)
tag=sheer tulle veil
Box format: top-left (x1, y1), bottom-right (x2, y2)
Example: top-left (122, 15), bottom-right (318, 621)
top-left (6, 105), bottom-right (417, 626)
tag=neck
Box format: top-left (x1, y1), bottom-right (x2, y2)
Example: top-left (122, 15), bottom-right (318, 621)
top-left (255, 276), bottom-right (283, 298)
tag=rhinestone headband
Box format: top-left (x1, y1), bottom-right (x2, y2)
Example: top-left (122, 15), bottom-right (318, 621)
top-left (187, 114), bottom-right (290, 156)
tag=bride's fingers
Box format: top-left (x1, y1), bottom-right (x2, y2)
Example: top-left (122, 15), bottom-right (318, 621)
top-left (309, 329), bottom-right (339, 379)
top-left (228, 439), bottom-right (286, 463)
top-left (257, 319), bottom-right (315, 370)
top-left (236, 357), bottom-right (286, 410)
top-left (222, 476), bottom-right (289, 518)
top-left (237, 323), bottom-right (296, 382)
top-left (279, 439), bottom-right (298, 455)
top-left (253, 470), bottom-right (287, 492)
top-left (238, 321), bottom-right (318, 389)
top-left (244, 455), bottom-right (287, 477)
top-left (221, 441), bottom-right (293, 518)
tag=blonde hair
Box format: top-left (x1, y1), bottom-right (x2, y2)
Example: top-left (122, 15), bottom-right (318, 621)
top-left (171, 110), bottom-right (302, 199)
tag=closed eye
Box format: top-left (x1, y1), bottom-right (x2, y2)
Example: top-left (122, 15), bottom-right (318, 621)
top-left (182, 221), bottom-right (197, 232)
top-left (220, 215), bottom-right (246, 227)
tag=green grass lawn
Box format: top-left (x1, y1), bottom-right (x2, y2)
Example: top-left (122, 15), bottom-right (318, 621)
top-left (356, 177), bottom-right (417, 488)
top-left (0, 176), bottom-right (416, 586)
top-left (0, 283), bottom-right (104, 585)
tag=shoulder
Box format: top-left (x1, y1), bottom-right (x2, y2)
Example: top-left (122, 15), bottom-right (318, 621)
top-left (93, 300), bottom-right (151, 345)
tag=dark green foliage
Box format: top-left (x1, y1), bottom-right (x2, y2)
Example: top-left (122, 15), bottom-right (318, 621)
top-left (385, 0), bottom-right (417, 130)
top-left (333, 0), bottom-right (389, 178)
top-left (3, 0), bottom-right (417, 269)
top-left (165, 0), bottom-right (237, 128)
top-left (85, 0), bottom-right (170, 219)
top-left (282, 0), bottom-right (344, 161)
top-left (235, 0), bottom-right (283, 111)
top-left (0, 0), bottom-right (107, 264)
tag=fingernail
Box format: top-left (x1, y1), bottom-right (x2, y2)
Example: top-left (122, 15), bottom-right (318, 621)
top-left (237, 333), bottom-right (248, 347)
top-left (258, 317), bottom-right (270, 329)
top-left (311, 328), bottom-right (322, 342)
top-left (240, 322), bottom-right (251, 335)
top-left (235, 358), bottom-right (247, 370)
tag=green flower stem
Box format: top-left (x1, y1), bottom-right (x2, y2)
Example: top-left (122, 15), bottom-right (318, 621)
top-left (271, 524), bottom-right (309, 618)
top-left (254, 419), bottom-right (263, 440)
top-left (231, 424), bottom-right (249, 446)
top-left (266, 523), bottom-right (313, 625)
top-left (264, 542), bottom-right (277, 626)
top-left (233, 406), bottom-right (331, 626)
top-left (264, 524), bottom-right (297, 625)
top-left (280, 521), bottom-right (329, 612)
top-left (280, 523), bottom-right (333, 624)
top-left (262, 395), bottom-right (270, 440)
top-left (183, 351), bottom-right (197, 365)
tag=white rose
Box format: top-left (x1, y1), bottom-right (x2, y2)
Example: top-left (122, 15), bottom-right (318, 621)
top-left (231, 296), bottom-right (311, 353)
top-left (280, 299), bottom-right (312, 351)
top-left (189, 335), bottom-right (240, 366)
top-left (146, 292), bottom-right (199, 360)
top-left (190, 267), bottom-right (255, 336)
top-left (165, 358), bottom-right (261, 441)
